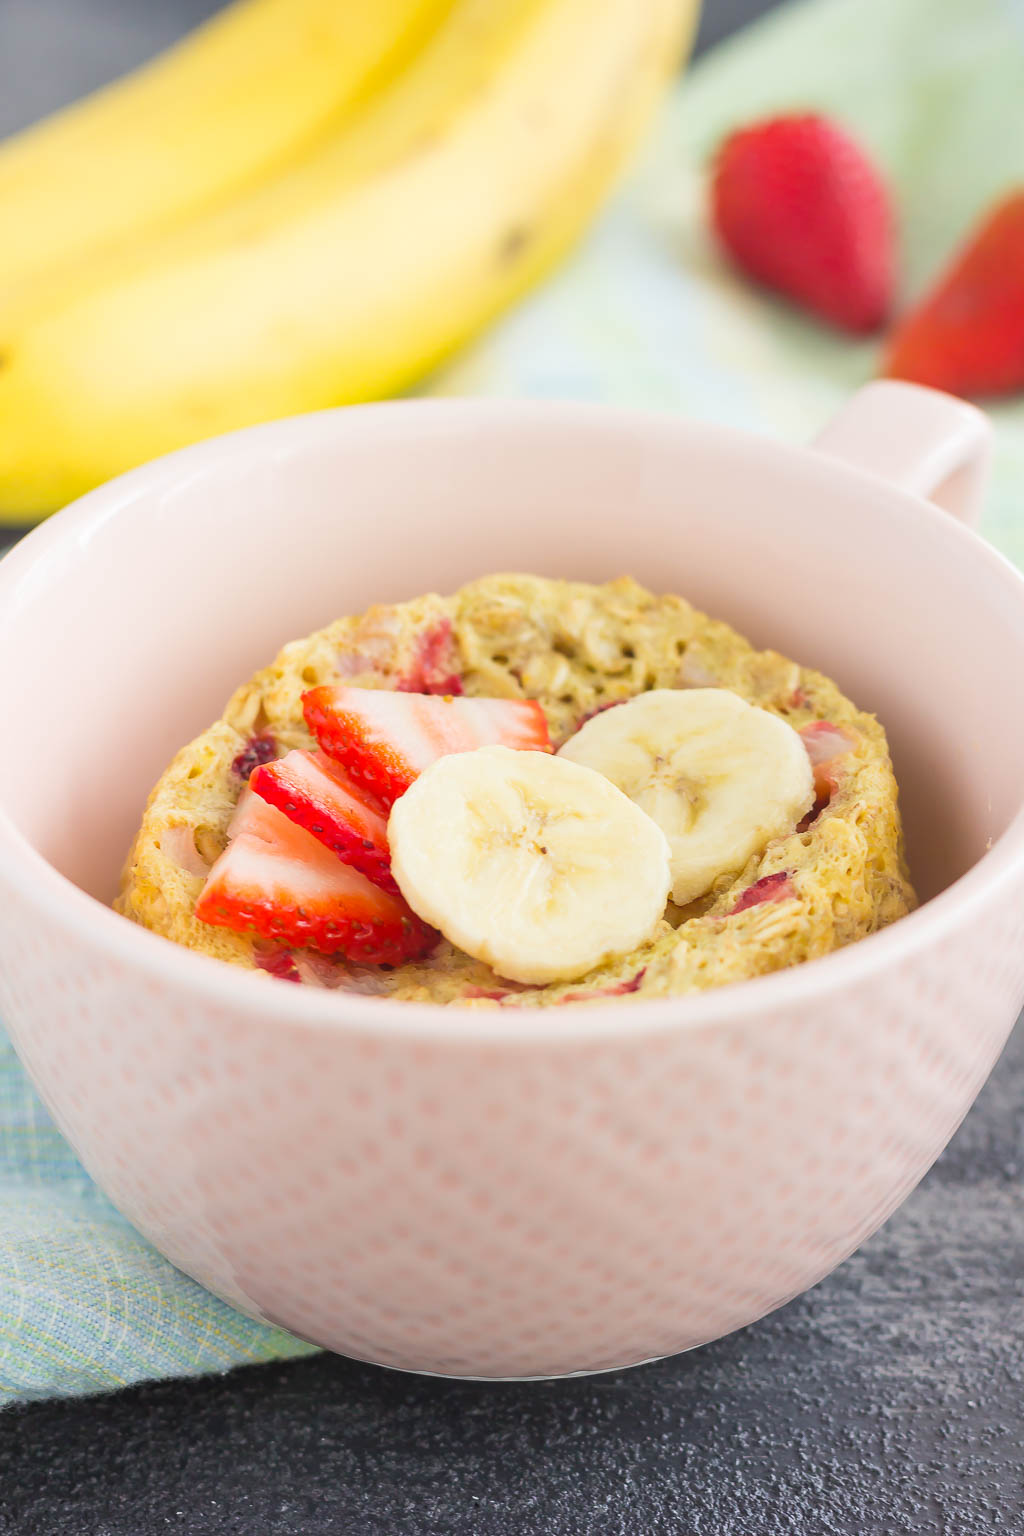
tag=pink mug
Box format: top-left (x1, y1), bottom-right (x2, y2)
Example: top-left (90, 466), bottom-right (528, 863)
top-left (0, 381), bottom-right (1018, 1379)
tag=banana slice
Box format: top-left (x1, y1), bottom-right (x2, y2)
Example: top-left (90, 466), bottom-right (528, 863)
top-left (388, 744), bottom-right (671, 985)
top-left (557, 689), bottom-right (814, 906)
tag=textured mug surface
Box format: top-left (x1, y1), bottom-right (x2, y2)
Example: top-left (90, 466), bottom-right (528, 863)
top-left (0, 384), bottom-right (1021, 1379)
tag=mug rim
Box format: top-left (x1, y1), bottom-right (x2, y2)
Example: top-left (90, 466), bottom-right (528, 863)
top-left (2, 397), bottom-right (1023, 1044)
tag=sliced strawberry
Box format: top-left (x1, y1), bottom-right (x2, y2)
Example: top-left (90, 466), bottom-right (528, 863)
top-left (730, 872), bottom-right (796, 914)
top-left (196, 790), bottom-right (435, 963)
top-left (799, 721), bottom-right (858, 799)
top-left (302, 687), bottom-right (552, 808)
top-left (252, 748), bottom-right (397, 894)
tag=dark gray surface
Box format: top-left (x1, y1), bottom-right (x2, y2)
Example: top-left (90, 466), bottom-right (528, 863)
top-left (4, 3), bottom-right (1024, 1534)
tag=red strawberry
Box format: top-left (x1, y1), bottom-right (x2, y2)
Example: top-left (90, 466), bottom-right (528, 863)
top-left (252, 748), bottom-right (397, 894)
top-left (711, 113), bottom-right (894, 333)
top-left (302, 687), bottom-right (552, 808)
top-left (196, 789), bottom-right (434, 962)
top-left (884, 191), bottom-right (1024, 398)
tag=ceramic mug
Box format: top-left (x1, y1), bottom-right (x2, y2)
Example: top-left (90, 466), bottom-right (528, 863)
top-left (0, 381), bottom-right (1020, 1379)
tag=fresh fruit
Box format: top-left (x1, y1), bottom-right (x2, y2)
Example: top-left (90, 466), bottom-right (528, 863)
top-left (196, 787), bottom-right (434, 961)
top-left (799, 720), bottom-right (858, 799)
top-left (0, 0), bottom-right (453, 310)
top-left (0, 0), bottom-right (697, 519)
top-left (884, 191), bottom-right (1024, 398)
top-left (558, 688), bottom-right (815, 906)
top-left (710, 113), bottom-right (894, 334)
top-left (303, 687), bottom-right (552, 808)
top-left (388, 745), bottom-right (671, 984)
top-left (252, 748), bottom-right (397, 893)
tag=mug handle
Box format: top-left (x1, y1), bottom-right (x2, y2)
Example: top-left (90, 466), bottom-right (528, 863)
top-left (812, 380), bottom-right (992, 527)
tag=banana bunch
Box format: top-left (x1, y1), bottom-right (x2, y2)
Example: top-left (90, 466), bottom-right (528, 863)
top-left (0, 0), bottom-right (698, 521)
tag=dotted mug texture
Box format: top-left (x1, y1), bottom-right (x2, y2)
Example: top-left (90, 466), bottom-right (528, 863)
top-left (2, 878), bottom-right (1022, 1378)
top-left (0, 390), bottom-right (1019, 1377)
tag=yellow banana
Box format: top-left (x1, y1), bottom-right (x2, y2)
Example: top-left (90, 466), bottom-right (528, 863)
top-left (0, 0), bottom-right (698, 519)
top-left (0, 0), bottom-right (454, 307)
top-left (8, 0), bottom-right (553, 333)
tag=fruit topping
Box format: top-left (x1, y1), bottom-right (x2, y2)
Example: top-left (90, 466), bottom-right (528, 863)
top-left (252, 748), bottom-right (397, 893)
top-left (573, 698), bottom-right (628, 733)
top-left (196, 788), bottom-right (435, 963)
top-left (558, 689), bottom-right (815, 906)
top-left (302, 686), bottom-right (552, 808)
top-left (388, 745), bottom-right (671, 985)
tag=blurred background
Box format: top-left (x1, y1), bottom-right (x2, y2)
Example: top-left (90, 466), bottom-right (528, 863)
top-left (0, 0), bottom-right (1021, 552)
top-left (0, 0), bottom-right (780, 135)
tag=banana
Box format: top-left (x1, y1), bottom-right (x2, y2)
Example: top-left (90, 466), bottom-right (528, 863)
top-left (0, 0), bottom-right (454, 310)
top-left (558, 689), bottom-right (815, 906)
top-left (388, 745), bottom-right (672, 985)
top-left (0, 0), bottom-right (697, 518)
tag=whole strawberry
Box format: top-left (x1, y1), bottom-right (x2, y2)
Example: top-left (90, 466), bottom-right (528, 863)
top-left (711, 113), bottom-right (894, 334)
top-left (884, 191), bottom-right (1024, 399)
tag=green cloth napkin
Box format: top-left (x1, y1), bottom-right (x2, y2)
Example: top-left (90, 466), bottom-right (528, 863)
top-left (3, 0), bottom-right (1023, 1404)
top-left (0, 1034), bottom-right (317, 1402)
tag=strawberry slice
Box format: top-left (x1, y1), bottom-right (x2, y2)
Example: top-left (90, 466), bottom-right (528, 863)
top-left (252, 749), bottom-right (397, 894)
top-left (196, 789), bottom-right (434, 963)
top-left (302, 687), bottom-right (552, 808)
